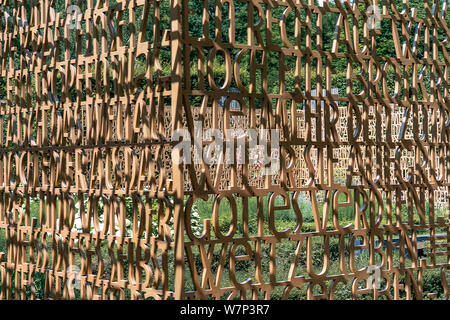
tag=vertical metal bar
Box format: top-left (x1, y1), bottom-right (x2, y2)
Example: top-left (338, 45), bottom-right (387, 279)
top-left (170, 0), bottom-right (185, 300)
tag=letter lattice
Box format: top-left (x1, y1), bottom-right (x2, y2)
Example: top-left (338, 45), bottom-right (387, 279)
top-left (0, 0), bottom-right (448, 300)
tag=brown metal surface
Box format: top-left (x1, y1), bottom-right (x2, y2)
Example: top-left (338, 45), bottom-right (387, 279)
top-left (0, 0), bottom-right (448, 300)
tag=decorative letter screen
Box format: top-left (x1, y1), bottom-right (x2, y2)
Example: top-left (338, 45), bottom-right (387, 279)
top-left (0, 0), bottom-right (448, 300)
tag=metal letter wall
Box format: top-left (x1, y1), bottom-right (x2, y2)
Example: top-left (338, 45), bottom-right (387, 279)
top-left (0, 0), bottom-right (449, 300)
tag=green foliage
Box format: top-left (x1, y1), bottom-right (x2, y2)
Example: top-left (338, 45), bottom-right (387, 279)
top-left (1, 0), bottom-right (445, 104)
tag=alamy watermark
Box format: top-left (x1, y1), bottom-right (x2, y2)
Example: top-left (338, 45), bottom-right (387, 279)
top-left (2, 2), bottom-right (382, 32)
top-left (172, 121), bottom-right (280, 176)
top-left (1, 5), bottom-right (81, 30)
top-left (66, 265), bottom-right (81, 291)
top-left (317, 1), bottom-right (381, 31)
top-left (367, 265), bottom-right (381, 289)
